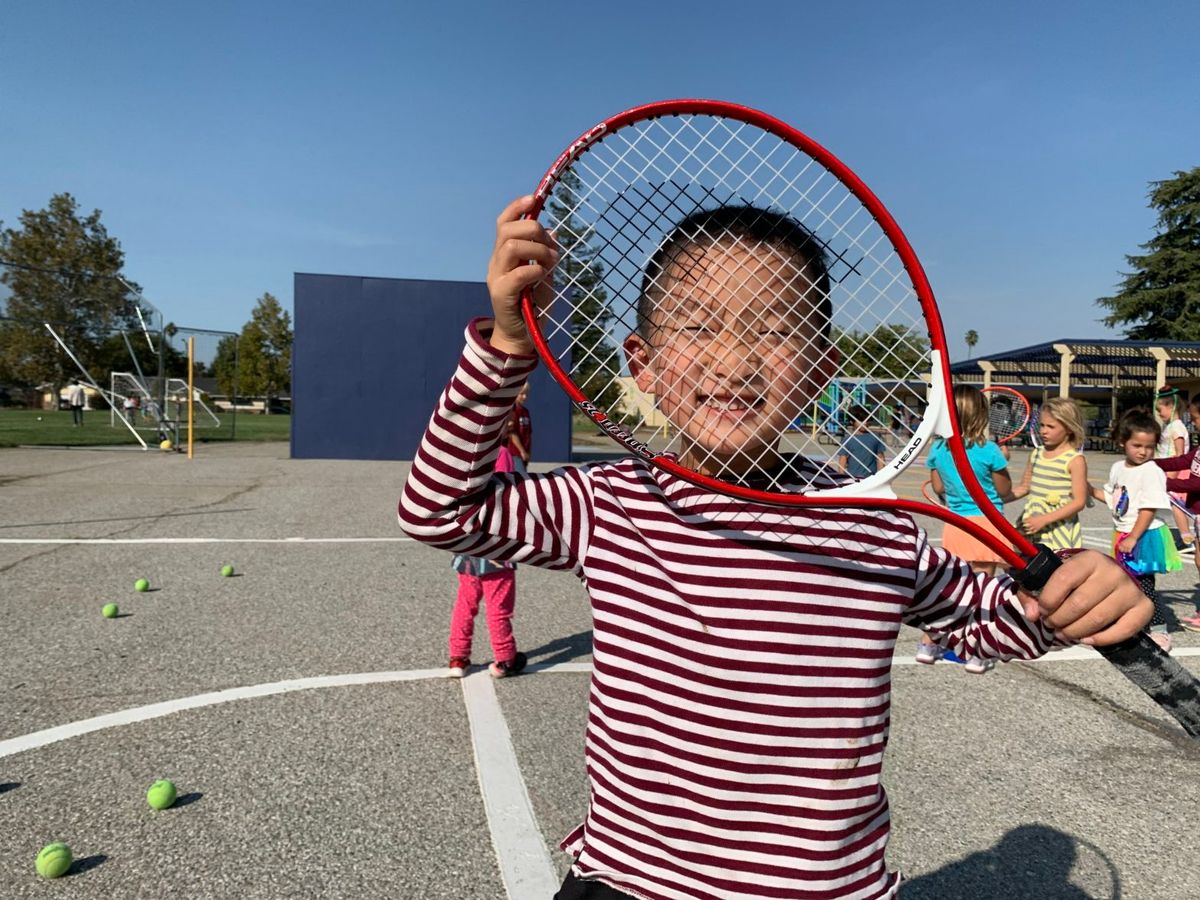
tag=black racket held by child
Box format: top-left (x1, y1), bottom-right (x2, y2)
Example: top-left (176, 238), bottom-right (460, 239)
top-left (518, 99), bottom-right (1200, 737)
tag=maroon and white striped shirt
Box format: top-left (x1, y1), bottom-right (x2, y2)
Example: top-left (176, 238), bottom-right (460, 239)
top-left (399, 320), bottom-right (1059, 900)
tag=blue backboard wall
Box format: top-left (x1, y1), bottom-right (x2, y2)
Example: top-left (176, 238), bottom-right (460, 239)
top-left (291, 273), bottom-right (572, 461)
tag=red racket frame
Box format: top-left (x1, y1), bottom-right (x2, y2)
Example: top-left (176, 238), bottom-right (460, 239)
top-left (520, 98), bottom-right (1034, 569)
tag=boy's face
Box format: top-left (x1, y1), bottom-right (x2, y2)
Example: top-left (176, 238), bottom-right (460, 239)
top-left (623, 240), bottom-right (836, 475)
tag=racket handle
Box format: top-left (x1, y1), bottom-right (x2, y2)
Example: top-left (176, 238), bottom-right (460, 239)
top-left (1011, 543), bottom-right (1061, 593)
top-left (1096, 633), bottom-right (1200, 738)
top-left (1012, 544), bottom-right (1200, 738)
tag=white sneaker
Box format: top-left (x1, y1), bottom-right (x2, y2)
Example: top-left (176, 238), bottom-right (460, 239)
top-left (963, 658), bottom-right (996, 674)
top-left (915, 642), bottom-right (944, 664)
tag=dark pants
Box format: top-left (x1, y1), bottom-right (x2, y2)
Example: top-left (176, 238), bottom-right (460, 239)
top-left (554, 871), bottom-right (637, 899)
top-left (71, 404), bottom-right (84, 425)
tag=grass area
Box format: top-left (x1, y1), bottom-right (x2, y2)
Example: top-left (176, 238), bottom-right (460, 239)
top-left (0, 408), bottom-right (290, 448)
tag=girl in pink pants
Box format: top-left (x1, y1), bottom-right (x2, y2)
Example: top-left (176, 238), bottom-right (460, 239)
top-left (447, 445), bottom-right (526, 678)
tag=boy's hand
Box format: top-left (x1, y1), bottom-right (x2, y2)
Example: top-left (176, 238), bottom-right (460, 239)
top-left (1018, 550), bottom-right (1151, 646)
top-left (486, 196), bottom-right (558, 355)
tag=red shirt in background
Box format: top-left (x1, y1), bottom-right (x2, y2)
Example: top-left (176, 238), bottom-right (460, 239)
top-left (1156, 447), bottom-right (1200, 512)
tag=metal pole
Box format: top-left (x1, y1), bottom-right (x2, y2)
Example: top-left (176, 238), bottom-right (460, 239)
top-left (187, 336), bottom-right (194, 459)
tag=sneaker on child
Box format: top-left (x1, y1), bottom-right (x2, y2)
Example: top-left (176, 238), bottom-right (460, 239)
top-left (448, 657), bottom-right (470, 678)
top-left (489, 651), bottom-right (528, 678)
top-left (915, 642), bottom-right (944, 665)
top-left (963, 658), bottom-right (996, 674)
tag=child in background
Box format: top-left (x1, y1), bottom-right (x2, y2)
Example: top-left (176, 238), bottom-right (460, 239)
top-left (919, 384), bottom-right (1014, 673)
top-left (1091, 409), bottom-right (1181, 653)
top-left (507, 382), bottom-right (532, 474)
top-left (1011, 397), bottom-right (1088, 550)
top-left (400, 195), bottom-right (1150, 900)
top-left (1157, 397), bottom-right (1200, 632)
top-left (446, 437), bottom-right (527, 679)
top-left (836, 406), bottom-right (887, 478)
top-left (1155, 385), bottom-right (1192, 550)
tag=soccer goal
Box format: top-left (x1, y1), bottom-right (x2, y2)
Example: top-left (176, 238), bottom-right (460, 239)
top-left (110, 373), bottom-right (221, 433)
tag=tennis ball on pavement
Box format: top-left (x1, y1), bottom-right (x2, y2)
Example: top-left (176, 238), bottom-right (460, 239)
top-left (146, 779), bottom-right (177, 810)
top-left (102, 603), bottom-right (118, 618)
top-left (220, 564), bottom-right (234, 577)
top-left (134, 578), bottom-right (150, 592)
top-left (160, 439), bottom-right (174, 451)
top-left (35, 842), bottom-right (72, 878)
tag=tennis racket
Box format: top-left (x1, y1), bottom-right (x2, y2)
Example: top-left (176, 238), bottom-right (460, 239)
top-left (921, 479), bottom-right (945, 506)
top-left (981, 386), bottom-right (1031, 446)
top-left (1028, 407), bottom-right (1043, 448)
top-left (520, 99), bottom-right (1200, 736)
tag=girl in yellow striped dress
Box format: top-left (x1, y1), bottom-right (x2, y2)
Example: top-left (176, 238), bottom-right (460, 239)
top-left (1011, 397), bottom-right (1088, 550)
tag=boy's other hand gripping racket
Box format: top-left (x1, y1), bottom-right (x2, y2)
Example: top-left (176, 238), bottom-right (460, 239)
top-left (519, 99), bottom-right (1200, 737)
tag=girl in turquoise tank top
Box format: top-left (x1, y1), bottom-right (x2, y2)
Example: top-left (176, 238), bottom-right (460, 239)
top-left (1012, 397), bottom-right (1088, 550)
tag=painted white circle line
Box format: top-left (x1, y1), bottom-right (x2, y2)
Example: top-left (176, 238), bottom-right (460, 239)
top-left (4, 649), bottom-right (1192, 762)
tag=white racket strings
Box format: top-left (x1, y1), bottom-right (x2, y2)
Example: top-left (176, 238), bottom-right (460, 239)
top-left (540, 114), bottom-right (931, 493)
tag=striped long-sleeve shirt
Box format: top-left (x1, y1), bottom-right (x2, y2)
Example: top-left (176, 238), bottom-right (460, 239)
top-left (399, 320), bottom-right (1063, 900)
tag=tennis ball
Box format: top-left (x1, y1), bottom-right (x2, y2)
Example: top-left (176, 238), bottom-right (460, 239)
top-left (146, 779), bottom-right (177, 810)
top-left (102, 603), bottom-right (118, 618)
top-left (220, 564), bottom-right (234, 577)
top-left (159, 439), bottom-right (173, 451)
top-left (36, 416), bottom-right (43, 421)
top-left (134, 578), bottom-right (150, 592)
top-left (35, 842), bottom-right (72, 879)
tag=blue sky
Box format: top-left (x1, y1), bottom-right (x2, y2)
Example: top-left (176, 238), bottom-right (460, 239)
top-left (2, 0), bottom-right (1196, 358)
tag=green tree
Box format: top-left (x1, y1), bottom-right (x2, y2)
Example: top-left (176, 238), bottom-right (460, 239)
top-left (238, 293), bottom-right (292, 410)
top-left (211, 334), bottom-right (240, 400)
top-left (549, 171), bottom-right (625, 414)
top-left (0, 193), bottom-right (146, 391)
top-left (965, 329), bottom-right (979, 359)
top-left (1097, 167), bottom-right (1200, 339)
top-left (834, 323), bottom-right (930, 380)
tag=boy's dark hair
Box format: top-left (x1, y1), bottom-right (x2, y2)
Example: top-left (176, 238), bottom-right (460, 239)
top-left (637, 205), bottom-right (833, 341)
top-left (1111, 408), bottom-right (1161, 445)
top-left (848, 405), bottom-right (871, 425)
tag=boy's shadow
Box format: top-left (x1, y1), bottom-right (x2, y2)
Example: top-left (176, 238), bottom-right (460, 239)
top-left (901, 824), bottom-right (1120, 899)
top-left (524, 630), bottom-right (593, 668)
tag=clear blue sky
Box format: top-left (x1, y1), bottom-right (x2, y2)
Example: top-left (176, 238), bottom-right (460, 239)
top-left (2, 0), bottom-right (1196, 358)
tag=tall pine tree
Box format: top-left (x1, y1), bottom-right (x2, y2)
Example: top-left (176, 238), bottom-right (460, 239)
top-left (548, 171), bottom-right (625, 413)
top-left (1097, 167), bottom-right (1200, 339)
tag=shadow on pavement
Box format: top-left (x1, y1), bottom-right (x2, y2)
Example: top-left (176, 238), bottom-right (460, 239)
top-left (525, 630), bottom-right (593, 667)
top-left (901, 824), bottom-right (1120, 899)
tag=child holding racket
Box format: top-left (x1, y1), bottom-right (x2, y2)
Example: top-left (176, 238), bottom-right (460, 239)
top-left (918, 384), bottom-right (1014, 672)
top-left (1011, 398), bottom-right (1088, 550)
top-left (1090, 409), bottom-right (1181, 653)
top-left (400, 195), bottom-right (1151, 900)
top-left (1157, 396), bottom-right (1200, 632)
top-left (1155, 385), bottom-right (1192, 549)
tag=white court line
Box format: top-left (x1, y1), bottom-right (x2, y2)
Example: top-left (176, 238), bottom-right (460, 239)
top-left (0, 537), bottom-right (415, 545)
top-left (461, 673), bottom-right (561, 899)
top-left (7, 651), bottom-right (1195, 762)
top-left (0, 670), bottom-right (445, 759)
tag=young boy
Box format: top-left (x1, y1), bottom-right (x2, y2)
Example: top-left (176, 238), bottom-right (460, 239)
top-left (400, 195), bottom-right (1150, 900)
top-left (836, 406), bottom-right (888, 479)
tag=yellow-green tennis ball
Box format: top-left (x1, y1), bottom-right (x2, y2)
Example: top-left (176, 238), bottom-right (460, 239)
top-left (36, 842), bottom-right (72, 879)
top-left (221, 564), bottom-right (234, 577)
top-left (102, 603), bottom-right (118, 618)
top-left (160, 439), bottom-right (173, 451)
top-left (147, 779), bottom-right (177, 810)
top-left (135, 578), bottom-right (149, 592)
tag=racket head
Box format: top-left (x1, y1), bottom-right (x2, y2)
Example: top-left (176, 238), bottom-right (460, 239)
top-left (920, 479), bottom-right (944, 507)
top-left (981, 386), bottom-right (1031, 445)
top-left (521, 99), bottom-right (1035, 566)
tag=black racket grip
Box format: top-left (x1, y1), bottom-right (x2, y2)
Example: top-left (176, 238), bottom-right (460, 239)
top-left (1012, 543), bottom-right (1200, 738)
